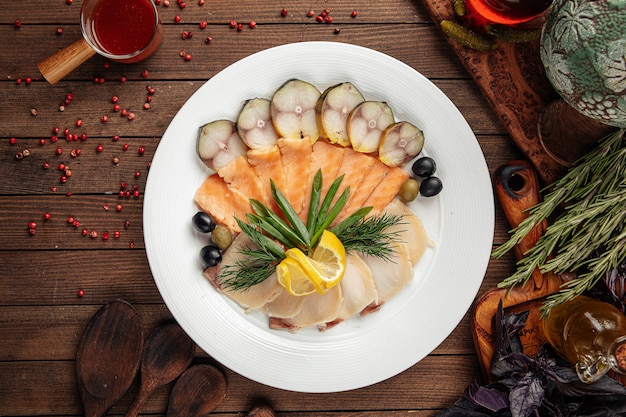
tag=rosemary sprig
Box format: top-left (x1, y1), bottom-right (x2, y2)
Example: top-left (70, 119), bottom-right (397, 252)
top-left (493, 129), bottom-right (626, 314)
top-left (216, 169), bottom-right (404, 291)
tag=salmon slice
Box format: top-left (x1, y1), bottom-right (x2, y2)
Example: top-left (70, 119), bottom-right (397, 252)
top-left (277, 138), bottom-right (313, 214)
top-left (194, 174), bottom-right (252, 233)
top-left (335, 156), bottom-right (389, 222)
top-left (300, 140), bottom-right (345, 219)
top-left (331, 147), bottom-right (376, 214)
top-left (362, 167), bottom-right (409, 216)
top-left (247, 146), bottom-right (287, 214)
top-left (217, 155), bottom-right (270, 205)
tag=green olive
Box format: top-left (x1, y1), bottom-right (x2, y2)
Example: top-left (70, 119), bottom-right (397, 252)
top-left (211, 225), bottom-right (233, 251)
top-left (399, 178), bottom-right (419, 202)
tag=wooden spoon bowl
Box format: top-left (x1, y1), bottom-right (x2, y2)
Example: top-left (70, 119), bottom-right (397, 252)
top-left (166, 364), bottom-right (227, 417)
top-left (76, 300), bottom-right (143, 417)
top-left (125, 322), bottom-right (195, 417)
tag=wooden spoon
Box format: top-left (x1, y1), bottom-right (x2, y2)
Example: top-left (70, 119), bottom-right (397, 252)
top-left (125, 322), bottom-right (195, 417)
top-left (246, 403), bottom-right (276, 417)
top-left (76, 300), bottom-right (143, 417)
top-left (166, 364), bottom-right (227, 417)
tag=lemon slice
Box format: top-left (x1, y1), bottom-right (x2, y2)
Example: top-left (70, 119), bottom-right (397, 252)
top-left (276, 257), bottom-right (317, 296)
top-left (285, 230), bottom-right (346, 293)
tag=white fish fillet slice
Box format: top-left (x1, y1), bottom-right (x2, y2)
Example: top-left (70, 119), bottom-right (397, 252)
top-left (271, 285), bottom-right (343, 332)
top-left (263, 288), bottom-right (306, 319)
top-left (384, 198), bottom-right (432, 265)
top-left (204, 234), bottom-right (282, 311)
top-left (359, 240), bottom-right (413, 307)
top-left (336, 253), bottom-right (378, 320)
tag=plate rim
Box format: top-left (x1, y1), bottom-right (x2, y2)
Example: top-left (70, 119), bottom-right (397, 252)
top-left (144, 41), bottom-right (494, 393)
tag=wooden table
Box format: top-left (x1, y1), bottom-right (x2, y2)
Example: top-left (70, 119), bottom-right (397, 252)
top-left (0, 0), bottom-right (526, 415)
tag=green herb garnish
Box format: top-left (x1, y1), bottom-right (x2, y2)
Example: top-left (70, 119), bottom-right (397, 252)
top-left (217, 169), bottom-right (403, 291)
top-left (493, 128), bottom-right (626, 314)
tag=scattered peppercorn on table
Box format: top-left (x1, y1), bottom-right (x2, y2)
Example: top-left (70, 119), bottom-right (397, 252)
top-left (0, 0), bottom-right (526, 415)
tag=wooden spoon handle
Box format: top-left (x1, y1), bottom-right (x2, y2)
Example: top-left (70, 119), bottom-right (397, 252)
top-left (124, 386), bottom-right (152, 417)
top-left (37, 37), bottom-right (96, 85)
top-left (493, 160), bottom-right (547, 289)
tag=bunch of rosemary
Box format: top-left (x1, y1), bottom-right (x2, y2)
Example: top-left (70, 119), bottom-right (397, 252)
top-left (218, 169), bottom-right (402, 291)
top-left (493, 128), bottom-right (626, 314)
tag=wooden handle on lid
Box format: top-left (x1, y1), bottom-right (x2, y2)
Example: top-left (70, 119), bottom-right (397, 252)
top-left (37, 37), bottom-right (96, 85)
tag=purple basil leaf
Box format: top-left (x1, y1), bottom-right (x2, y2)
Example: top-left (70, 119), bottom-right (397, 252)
top-left (554, 373), bottom-right (626, 397)
top-left (504, 310), bottom-right (529, 354)
top-left (465, 380), bottom-right (510, 412)
top-left (492, 301), bottom-right (531, 380)
top-left (508, 372), bottom-right (545, 417)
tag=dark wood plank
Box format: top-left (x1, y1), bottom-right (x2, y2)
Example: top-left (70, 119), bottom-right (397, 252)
top-left (0, 0), bottom-right (431, 24)
top-left (0, 24), bottom-right (467, 83)
top-left (0, 354), bottom-right (478, 416)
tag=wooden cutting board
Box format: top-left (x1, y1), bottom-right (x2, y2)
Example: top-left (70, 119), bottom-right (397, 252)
top-left (419, 0), bottom-right (566, 184)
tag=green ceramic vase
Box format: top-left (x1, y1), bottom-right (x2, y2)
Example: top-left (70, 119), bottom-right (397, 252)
top-left (540, 0), bottom-right (626, 128)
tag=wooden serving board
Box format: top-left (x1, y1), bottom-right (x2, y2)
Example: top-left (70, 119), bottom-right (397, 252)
top-left (472, 160), bottom-right (565, 380)
top-left (419, 0), bottom-right (566, 185)
top-left (472, 160), bottom-right (626, 386)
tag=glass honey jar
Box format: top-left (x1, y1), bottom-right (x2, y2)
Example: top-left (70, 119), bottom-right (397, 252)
top-left (542, 296), bottom-right (626, 383)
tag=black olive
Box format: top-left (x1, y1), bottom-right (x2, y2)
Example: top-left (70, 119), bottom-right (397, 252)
top-left (420, 176), bottom-right (443, 197)
top-left (192, 211), bottom-right (216, 233)
top-left (200, 245), bottom-right (222, 267)
top-left (412, 157), bottom-right (437, 178)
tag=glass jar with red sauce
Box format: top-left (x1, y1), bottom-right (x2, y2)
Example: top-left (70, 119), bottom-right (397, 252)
top-left (81, 0), bottom-right (162, 63)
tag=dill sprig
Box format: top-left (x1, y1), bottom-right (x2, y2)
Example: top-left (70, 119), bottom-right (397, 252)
top-left (217, 219), bottom-right (284, 291)
top-left (331, 212), bottom-right (404, 261)
top-left (216, 169), bottom-right (403, 291)
top-left (492, 128), bottom-right (626, 314)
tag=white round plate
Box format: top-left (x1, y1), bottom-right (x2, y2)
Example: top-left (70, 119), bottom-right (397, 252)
top-left (144, 41), bottom-right (494, 393)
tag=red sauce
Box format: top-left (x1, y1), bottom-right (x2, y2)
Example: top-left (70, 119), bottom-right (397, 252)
top-left (465, 0), bottom-right (551, 24)
top-left (90, 0), bottom-right (156, 56)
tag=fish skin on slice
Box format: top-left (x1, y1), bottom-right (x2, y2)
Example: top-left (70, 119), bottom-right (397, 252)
top-left (194, 174), bottom-right (252, 233)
